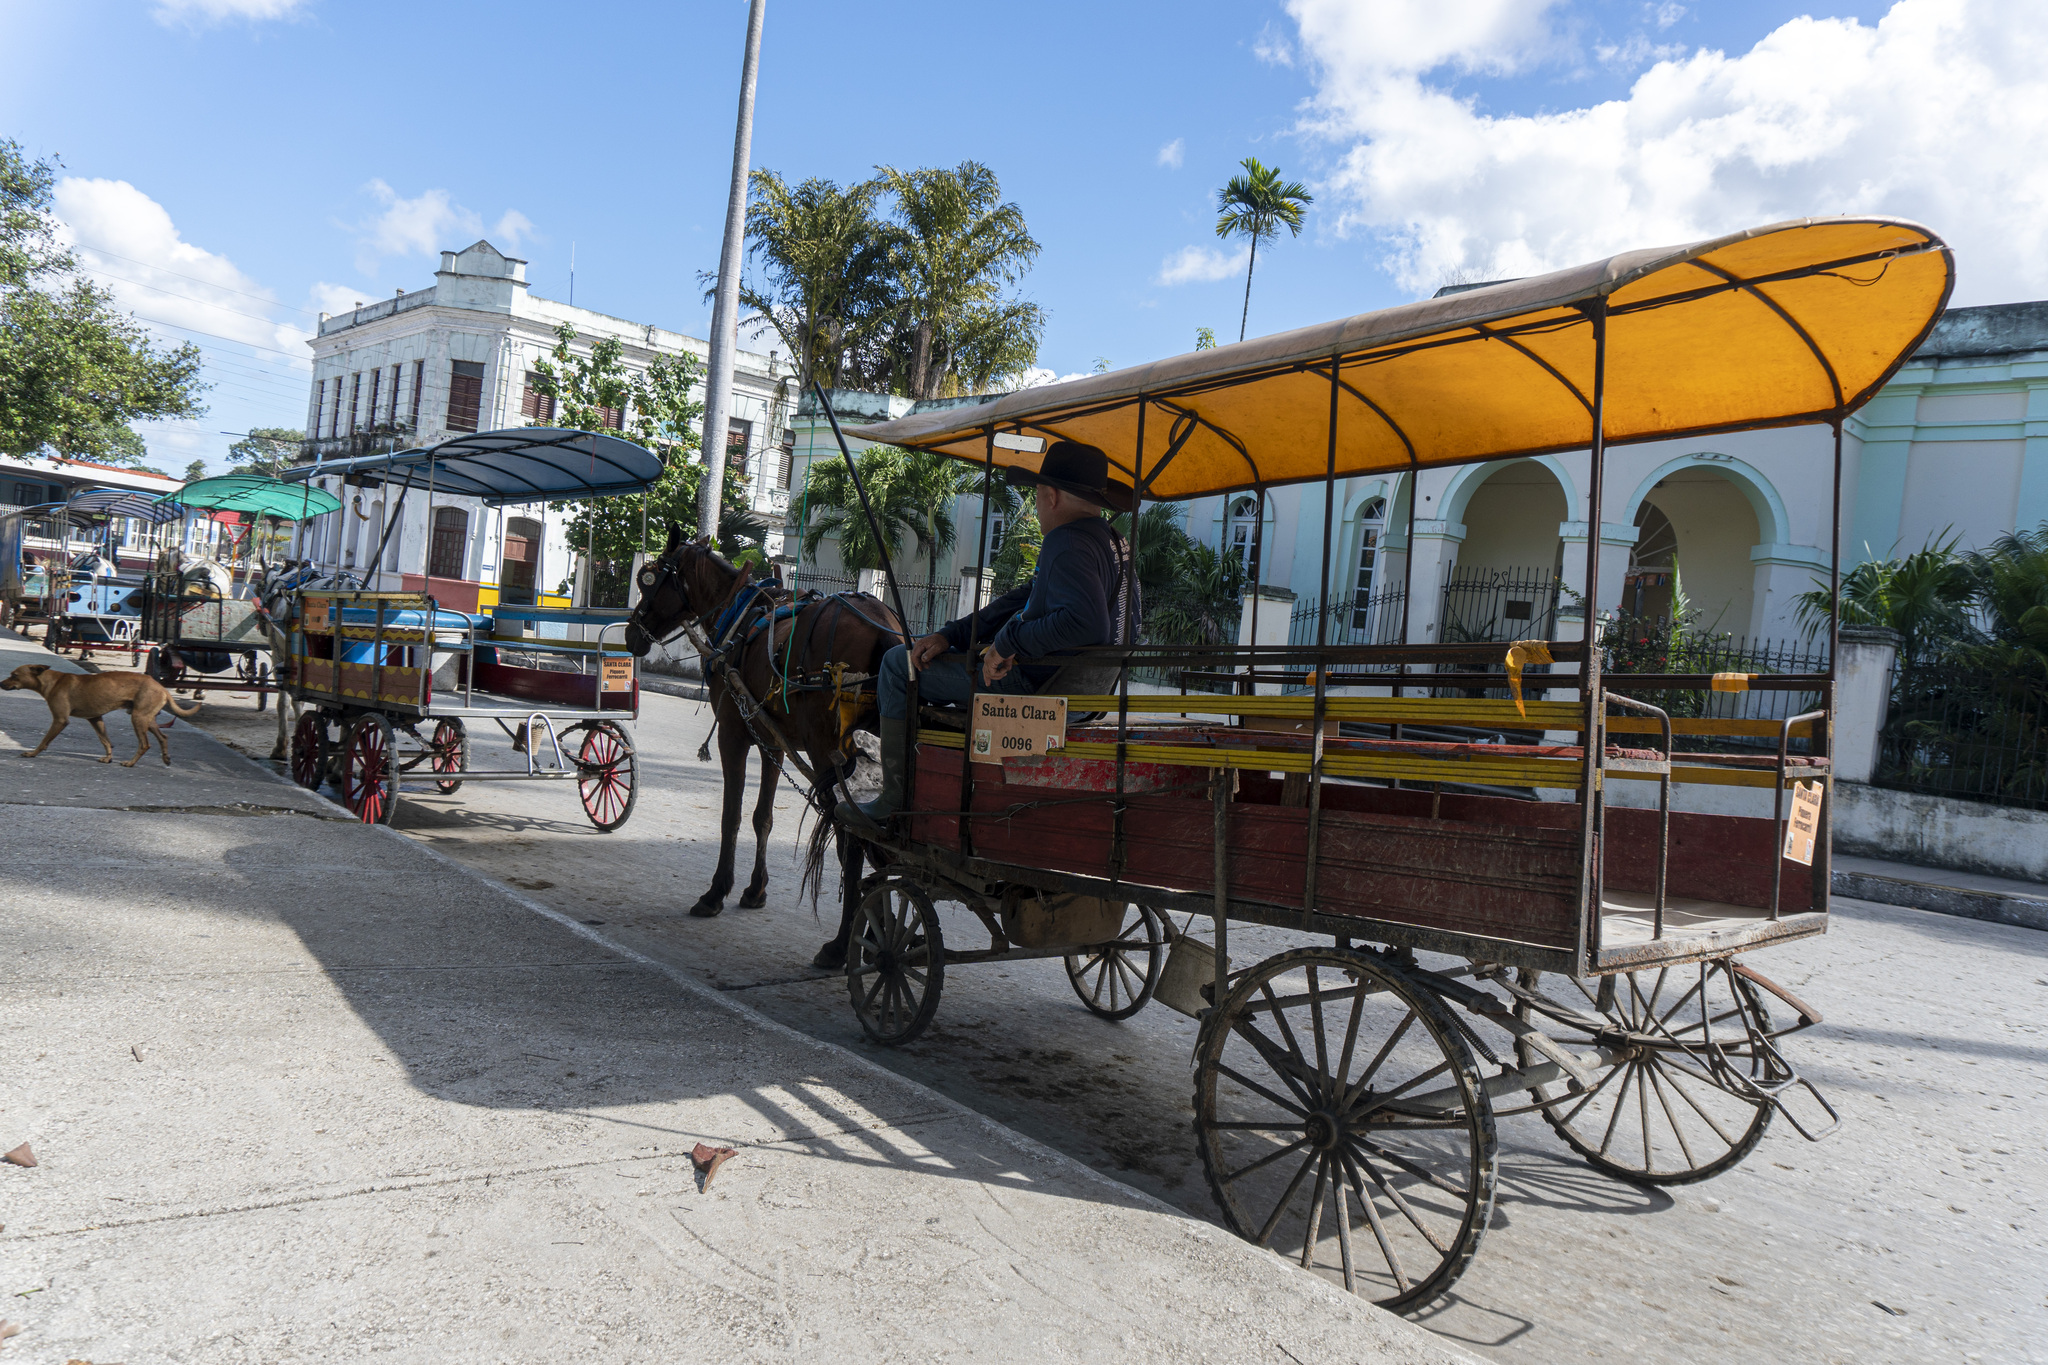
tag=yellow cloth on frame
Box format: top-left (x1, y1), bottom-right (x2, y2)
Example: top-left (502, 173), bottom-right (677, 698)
top-left (1505, 640), bottom-right (1555, 718)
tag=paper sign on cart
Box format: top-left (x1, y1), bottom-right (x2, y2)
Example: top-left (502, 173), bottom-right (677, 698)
top-left (303, 597), bottom-right (331, 631)
top-left (1782, 780), bottom-right (1823, 865)
top-left (970, 693), bottom-right (1066, 765)
top-left (601, 656), bottom-right (634, 692)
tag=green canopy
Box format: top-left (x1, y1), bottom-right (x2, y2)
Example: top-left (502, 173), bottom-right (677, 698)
top-left (166, 474), bottom-right (342, 520)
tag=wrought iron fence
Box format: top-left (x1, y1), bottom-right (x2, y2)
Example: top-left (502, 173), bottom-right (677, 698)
top-left (1439, 567), bottom-right (1560, 644)
top-left (1286, 587), bottom-right (1409, 649)
top-left (1601, 621), bottom-right (1831, 748)
top-left (1876, 666), bottom-right (2048, 809)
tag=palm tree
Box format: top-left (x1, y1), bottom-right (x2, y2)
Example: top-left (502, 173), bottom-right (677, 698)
top-left (1214, 157), bottom-right (1313, 342)
top-left (798, 445), bottom-right (909, 574)
top-left (874, 162), bottom-right (1045, 399)
top-left (741, 171), bottom-right (893, 393)
top-left (1794, 533), bottom-right (1980, 670)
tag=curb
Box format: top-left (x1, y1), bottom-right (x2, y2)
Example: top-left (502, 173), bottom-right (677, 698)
top-left (1833, 868), bottom-right (2048, 932)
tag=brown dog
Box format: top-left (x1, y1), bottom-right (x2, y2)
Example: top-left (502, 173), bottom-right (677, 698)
top-left (2, 664), bottom-right (202, 766)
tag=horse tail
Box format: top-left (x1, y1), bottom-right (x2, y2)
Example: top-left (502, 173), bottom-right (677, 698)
top-left (796, 791), bottom-right (837, 916)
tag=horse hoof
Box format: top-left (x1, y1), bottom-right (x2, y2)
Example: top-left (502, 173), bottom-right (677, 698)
top-left (689, 899), bottom-right (724, 919)
top-left (738, 889), bottom-right (768, 909)
top-left (812, 939), bottom-right (847, 971)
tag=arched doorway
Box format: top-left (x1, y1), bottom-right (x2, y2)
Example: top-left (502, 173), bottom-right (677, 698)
top-left (1442, 460), bottom-right (1569, 642)
top-left (1631, 466), bottom-right (1762, 637)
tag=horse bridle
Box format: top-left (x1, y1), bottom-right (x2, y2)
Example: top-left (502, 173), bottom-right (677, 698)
top-left (629, 542), bottom-right (722, 649)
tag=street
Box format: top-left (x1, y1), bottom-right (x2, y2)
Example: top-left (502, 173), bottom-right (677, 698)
top-left (192, 683), bottom-right (2048, 1365)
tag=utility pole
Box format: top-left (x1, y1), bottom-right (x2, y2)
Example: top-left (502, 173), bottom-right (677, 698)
top-left (698, 0), bottom-right (767, 541)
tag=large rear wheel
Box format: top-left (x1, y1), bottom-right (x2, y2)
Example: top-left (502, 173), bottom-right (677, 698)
top-left (1194, 948), bottom-right (1496, 1314)
top-left (341, 715), bottom-right (398, 825)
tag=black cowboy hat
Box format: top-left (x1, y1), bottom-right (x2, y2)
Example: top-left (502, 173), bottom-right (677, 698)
top-left (1006, 441), bottom-right (1136, 514)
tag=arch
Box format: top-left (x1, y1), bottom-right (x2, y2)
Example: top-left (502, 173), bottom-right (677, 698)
top-left (1440, 455), bottom-right (1582, 529)
top-left (1619, 453), bottom-right (1789, 549)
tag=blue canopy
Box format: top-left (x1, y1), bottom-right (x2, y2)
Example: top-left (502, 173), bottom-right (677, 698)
top-left (280, 428), bottom-right (665, 506)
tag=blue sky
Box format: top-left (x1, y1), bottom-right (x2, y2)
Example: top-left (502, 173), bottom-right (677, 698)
top-left (3, 0), bottom-right (2031, 475)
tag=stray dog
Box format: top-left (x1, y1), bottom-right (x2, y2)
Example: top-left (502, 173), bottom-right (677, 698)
top-left (2, 664), bottom-right (202, 766)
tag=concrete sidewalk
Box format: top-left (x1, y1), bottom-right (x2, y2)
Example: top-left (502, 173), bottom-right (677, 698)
top-left (0, 629), bottom-right (1467, 1364)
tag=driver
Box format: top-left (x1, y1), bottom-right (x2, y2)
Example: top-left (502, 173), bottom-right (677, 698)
top-left (836, 441), bottom-right (1134, 833)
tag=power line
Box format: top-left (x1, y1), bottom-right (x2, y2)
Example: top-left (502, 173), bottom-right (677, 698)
top-left (80, 264), bottom-right (311, 332)
top-left (129, 314), bottom-right (312, 361)
top-left (74, 246), bottom-right (323, 316)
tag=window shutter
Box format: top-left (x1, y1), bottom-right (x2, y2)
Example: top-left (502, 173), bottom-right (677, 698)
top-left (410, 360), bottom-right (425, 427)
top-left (447, 361), bottom-right (486, 432)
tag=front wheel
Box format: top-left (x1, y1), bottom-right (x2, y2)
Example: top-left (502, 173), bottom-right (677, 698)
top-left (847, 878), bottom-right (944, 1047)
top-left (290, 711), bottom-right (329, 790)
top-left (576, 722), bottom-right (636, 831)
top-left (341, 715), bottom-right (398, 825)
top-left (1193, 947), bottom-right (1497, 1314)
top-left (1064, 903), bottom-right (1167, 1020)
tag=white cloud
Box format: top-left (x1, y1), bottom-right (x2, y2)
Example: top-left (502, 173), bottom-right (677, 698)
top-left (1253, 22), bottom-right (1295, 67)
top-left (308, 281), bottom-right (374, 317)
top-left (153, 0), bottom-right (307, 24)
top-left (1594, 33), bottom-right (1685, 68)
top-left (1290, 0), bottom-right (2048, 304)
top-left (1008, 367), bottom-right (1094, 391)
top-left (1654, 3), bottom-right (1687, 31)
top-left (1157, 244), bottom-right (1250, 286)
top-left (351, 181), bottom-right (533, 273)
top-left (54, 176), bottom-right (310, 361)
top-left (1157, 138), bottom-right (1185, 170)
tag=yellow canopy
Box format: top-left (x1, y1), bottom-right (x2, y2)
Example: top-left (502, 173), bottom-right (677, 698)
top-left (847, 217), bottom-right (1952, 501)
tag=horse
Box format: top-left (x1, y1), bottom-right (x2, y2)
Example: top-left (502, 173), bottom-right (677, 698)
top-left (626, 526), bottom-right (906, 965)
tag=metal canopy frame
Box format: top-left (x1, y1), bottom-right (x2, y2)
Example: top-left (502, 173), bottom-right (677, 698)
top-left (280, 427), bottom-right (664, 507)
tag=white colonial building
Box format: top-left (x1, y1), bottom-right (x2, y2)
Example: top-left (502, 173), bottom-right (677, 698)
top-left (292, 240), bottom-right (798, 606)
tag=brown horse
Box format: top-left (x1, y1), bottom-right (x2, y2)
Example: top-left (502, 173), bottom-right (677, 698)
top-left (625, 526), bottom-right (904, 963)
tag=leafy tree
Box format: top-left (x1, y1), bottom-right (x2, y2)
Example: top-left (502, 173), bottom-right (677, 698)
top-left (527, 324), bottom-right (762, 583)
top-left (1194, 327), bottom-right (1218, 351)
top-left (871, 161), bottom-right (1044, 399)
top-left (1794, 534), bottom-right (1979, 671)
top-left (740, 172), bottom-right (893, 393)
top-left (991, 500), bottom-right (1041, 591)
top-left (1215, 156), bottom-right (1313, 342)
top-left (226, 427), bottom-right (303, 477)
top-left (1966, 525), bottom-right (2048, 679)
top-left (0, 141), bottom-right (208, 464)
top-left (183, 458), bottom-right (207, 482)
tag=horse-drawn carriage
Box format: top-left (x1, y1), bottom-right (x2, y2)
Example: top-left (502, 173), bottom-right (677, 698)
top-left (275, 430), bottom-right (654, 830)
top-left (634, 217), bottom-right (1952, 1311)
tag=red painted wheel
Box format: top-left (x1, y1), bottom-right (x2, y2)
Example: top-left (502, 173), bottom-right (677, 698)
top-left (430, 718), bottom-right (468, 794)
top-left (289, 711), bottom-right (329, 790)
top-left (342, 715), bottom-right (398, 825)
top-left (576, 721), bottom-right (637, 832)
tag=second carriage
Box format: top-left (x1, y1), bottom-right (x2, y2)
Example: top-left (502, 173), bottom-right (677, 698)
top-left (277, 429), bottom-right (660, 831)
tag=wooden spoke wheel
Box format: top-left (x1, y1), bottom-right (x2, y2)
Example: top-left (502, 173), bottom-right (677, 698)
top-left (341, 715), bottom-right (399, 825)
top-left (847, 878), bottom-right (944, 1047)
top-left (1515, 960), bottom-right (1780, 1187)
top-left (575, 722), bottom-right (636, 832)
top-left (289, 711), bottom-right (329, 790)
top-left (1064, 903), bottom-right (1167, 1021)
top-left (430, 718), bottom-right (469, 794)
top-left (1194, 948), bottom-right (1496, 1314)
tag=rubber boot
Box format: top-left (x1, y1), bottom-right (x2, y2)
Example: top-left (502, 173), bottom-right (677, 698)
top-left (836, 714), bottom-right (909, 834)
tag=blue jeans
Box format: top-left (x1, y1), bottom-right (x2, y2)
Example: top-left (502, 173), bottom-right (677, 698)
top-left (877, 645), bottom-right (1039, 720)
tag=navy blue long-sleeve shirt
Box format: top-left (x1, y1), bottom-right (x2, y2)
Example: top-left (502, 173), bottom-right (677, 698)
top-left (938, 518), bottom-right (1131, 684)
